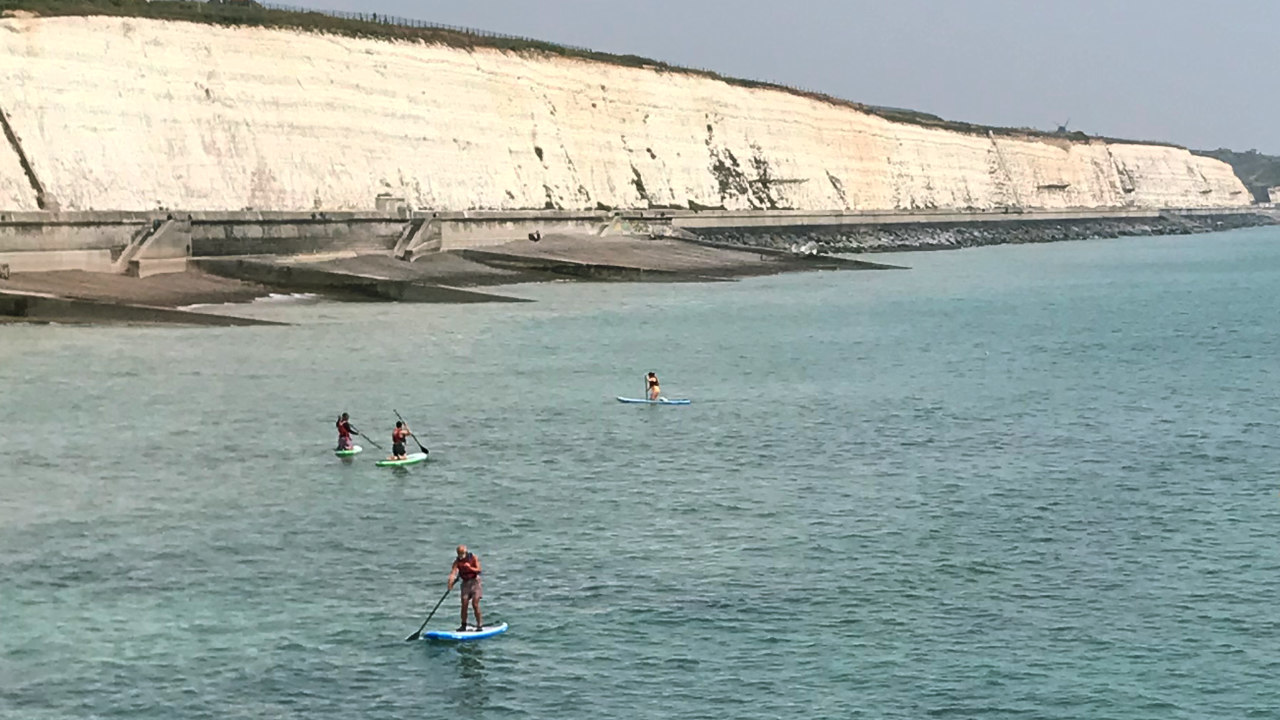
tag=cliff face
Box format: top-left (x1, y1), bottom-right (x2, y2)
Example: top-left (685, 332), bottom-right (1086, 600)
top-left (0, 15), bottom-right (1252, 213)
top-left (1196, 148), bottom-right (1280, 203)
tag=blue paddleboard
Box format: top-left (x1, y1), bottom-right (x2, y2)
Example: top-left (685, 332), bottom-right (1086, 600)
top-left (616, 397), bottom-right (691, 405)
top-left (423, 622), bottom-right (509, 642)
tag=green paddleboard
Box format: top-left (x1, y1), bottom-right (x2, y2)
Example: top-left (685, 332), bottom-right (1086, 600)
top-left (334, 445), bottom-right (363, 457)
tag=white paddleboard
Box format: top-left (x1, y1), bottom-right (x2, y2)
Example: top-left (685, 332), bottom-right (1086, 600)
top-left (376, 452), bottom-right (428, 467)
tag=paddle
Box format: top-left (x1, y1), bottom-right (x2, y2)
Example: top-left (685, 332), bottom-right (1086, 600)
top-left (356, 429), bottom-right (384, 451)
top-left (404, 586), bottom-right (453, 641)
top-left (393, 409), bottom-right (429, 454)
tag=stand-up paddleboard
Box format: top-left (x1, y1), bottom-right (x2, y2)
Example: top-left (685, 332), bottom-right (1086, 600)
top-left (616, 397), bottom-right (691, 405)
top-left (423, 622), bottom-right (508, 642)
top-left (334, 445), bottom-right (363, 457)
top-left (376, 452), bottom-right (428, 467)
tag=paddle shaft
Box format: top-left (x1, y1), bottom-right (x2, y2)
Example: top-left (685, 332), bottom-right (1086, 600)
top-left (405, 586), bottom-right (453, 641)
top-left (393, 409), bottom-right (429, 454)
top-left (356, 430), bottom-right (384, 450)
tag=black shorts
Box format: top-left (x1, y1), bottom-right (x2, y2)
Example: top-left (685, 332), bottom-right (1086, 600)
top-left (393, 441), bottom-right (406, 456)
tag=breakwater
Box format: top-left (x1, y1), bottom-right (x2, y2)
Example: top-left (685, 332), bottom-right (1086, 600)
top-left (686, 211), bottom-right (1278, 253)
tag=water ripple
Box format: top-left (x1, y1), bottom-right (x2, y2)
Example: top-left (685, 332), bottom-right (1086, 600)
top-left (5, 230), bottom-right (1280, 718)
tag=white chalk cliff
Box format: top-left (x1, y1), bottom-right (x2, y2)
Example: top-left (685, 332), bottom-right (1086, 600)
top-left (0, 15), bottom-right (1252, 212)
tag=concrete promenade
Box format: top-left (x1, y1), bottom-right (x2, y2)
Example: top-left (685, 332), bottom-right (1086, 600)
top-left (1, 206), bottom-right (1270, 275)
top-left (1, 205), bottom-right (1273, 324)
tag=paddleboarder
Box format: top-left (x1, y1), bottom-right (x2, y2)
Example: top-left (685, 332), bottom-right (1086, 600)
top-left (390, 420), bottom-right (412, 460)
top-left (447, 545), bottom-right (483, 632)
top-left (646, 371), bottom-right (661, 401)
top-left (335, 413), bottom-right (358, 451)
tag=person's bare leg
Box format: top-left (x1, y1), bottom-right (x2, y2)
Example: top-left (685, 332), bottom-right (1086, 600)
top-left (472, 598), bottom-right (483, 629)
top-left (459, 596), bottom-right (469, 630)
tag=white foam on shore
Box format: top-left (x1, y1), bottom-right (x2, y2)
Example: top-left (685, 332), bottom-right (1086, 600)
top-left (179, 293), bottom-right (320, 311)
top-left (252, 292), bottom-right (320, 305)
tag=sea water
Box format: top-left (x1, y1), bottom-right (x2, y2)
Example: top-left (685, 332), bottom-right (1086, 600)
top-left (2, 228), bottom-right (1278, 718)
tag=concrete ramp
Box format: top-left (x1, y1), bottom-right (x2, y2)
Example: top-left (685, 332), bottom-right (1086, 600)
top-left (455, 233), bottom-right (881, 280)
top-left (0, 268), bottom-right (268, 307)
top-left (195, 254), bottom-right (532, 303)
top-left (0, 288), bottom-right (281, 326)
top-left (113, 218), bottom-right (192, 277)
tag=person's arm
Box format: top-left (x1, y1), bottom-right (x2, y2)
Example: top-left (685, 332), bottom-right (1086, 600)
top-left (447, 562), bottom-right (459, 590)
top-left (468, 556), bottom-right (481, 575)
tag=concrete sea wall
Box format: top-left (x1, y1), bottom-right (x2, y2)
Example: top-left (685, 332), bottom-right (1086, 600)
top-left (3, 207), bottom-right (1273, 275)
top-left (0, 15), bottom-right (1252, 215)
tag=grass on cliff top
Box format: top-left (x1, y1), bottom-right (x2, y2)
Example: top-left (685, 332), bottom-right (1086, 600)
top-left (2, 0), bottom-right (1175, 148)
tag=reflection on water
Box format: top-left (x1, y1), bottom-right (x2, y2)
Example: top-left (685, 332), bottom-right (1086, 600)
top-left (457, 643), bottom-right (487, 681)
top-left (422, 643), bottom-right (488, 715)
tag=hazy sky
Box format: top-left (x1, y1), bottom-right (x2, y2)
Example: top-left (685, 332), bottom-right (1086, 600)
top-left (286, 0), bottom-right (1277, 153)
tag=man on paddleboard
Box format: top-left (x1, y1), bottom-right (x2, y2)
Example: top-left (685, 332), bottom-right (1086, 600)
top-left (335, 413), bottom-right (358, 451)
top-left (390, 421), bottom-right (412, 460)
top-left (447, 545), bottom-right (483, 632)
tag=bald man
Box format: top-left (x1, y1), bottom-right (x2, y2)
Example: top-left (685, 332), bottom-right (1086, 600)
top-left (447, 544), bottom-right (483, 632)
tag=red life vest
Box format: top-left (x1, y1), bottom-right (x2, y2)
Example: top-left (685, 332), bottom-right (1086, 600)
top-left (336, 419), bottom-right (352, 438)
top-left (393, 427), bottom-right (409, 443)
top-left (456, 553), bottom-right (480, 580)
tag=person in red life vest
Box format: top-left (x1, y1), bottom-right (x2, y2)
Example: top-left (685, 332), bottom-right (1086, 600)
top-left (390, 420), bottom-right (412, 460)
top-left (335, 413), bottom-right (358, 451)
top-left (447, 544), bottom-right (483, 632)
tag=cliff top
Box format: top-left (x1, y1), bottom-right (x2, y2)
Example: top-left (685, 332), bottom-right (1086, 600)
top-left (4, 0), bottom-right (1176, 149)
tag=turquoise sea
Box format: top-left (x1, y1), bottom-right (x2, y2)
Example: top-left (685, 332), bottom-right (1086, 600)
top-left (2, 228), bottom-right (1278, 719)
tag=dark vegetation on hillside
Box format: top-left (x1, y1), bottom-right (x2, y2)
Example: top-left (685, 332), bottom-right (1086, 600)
top-left (3, 0), bottom-right (1183, 148)
top-left (1195, 149), bottom-right (1280, 203)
